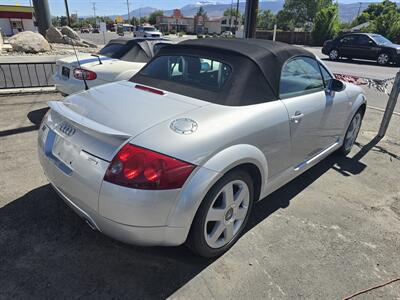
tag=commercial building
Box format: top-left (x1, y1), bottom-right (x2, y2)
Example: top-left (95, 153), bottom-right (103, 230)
top-left (156, 9), bottom-right (242, 35)
top-left (0, 5), bottom-right (36, 36)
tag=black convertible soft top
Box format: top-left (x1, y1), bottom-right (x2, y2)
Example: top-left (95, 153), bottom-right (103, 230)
top-left (175, 39), bottom-right (314, 97)
top-left (132, 38), bottom-right (316, 105)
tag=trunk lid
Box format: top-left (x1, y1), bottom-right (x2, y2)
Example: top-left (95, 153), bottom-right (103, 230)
top-left (48, 80), bottom-right (204, 161)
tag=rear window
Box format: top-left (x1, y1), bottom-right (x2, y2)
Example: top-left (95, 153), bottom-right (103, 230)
top-left (138, 55), bottom-right (232, 91)
top-left (98, 43), bottom-right (129, 59)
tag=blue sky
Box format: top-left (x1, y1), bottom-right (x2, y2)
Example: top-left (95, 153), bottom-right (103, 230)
top-left (0, 0), bottom-right (382, 16)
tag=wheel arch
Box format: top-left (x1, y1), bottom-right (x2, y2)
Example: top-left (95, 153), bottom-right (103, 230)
top-left (166, 144), bottom-right (268, 243)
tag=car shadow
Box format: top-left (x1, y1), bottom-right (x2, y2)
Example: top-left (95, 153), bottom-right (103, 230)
top-left (0, 138), bottom-right (378, 299)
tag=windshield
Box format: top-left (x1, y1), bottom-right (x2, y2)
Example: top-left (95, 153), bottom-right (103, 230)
top-left (144, 26), bottom-right (156, 31)
top-left (136, 55), bottom-right (232, 91)
top-left (372, 35), bottom-right (392, 45)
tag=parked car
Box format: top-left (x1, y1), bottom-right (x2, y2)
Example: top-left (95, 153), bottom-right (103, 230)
top-left (134, 25), bottom-right (162, 38)
top-left (39, 39), bottom-right (366, 257)
top-left (92, 27), bottom-right (100, 33)
top-left (53, 38), bottom-right (174, 95)
top-left (80, 27), bottom-right (90, 33)
top-left (322, 33), bottom-right (400, 65)
top-left (221, 31), bottom-right (234, 38)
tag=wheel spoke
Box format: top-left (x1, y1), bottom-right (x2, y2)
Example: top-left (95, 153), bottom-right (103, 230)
top-left (209, 222), bottom-right (225, 243)
top-left (206, 208), bottom-right (225, 222)
top-left (223, 184), bottom-right (234, 207)
top-left (234, 186), bottom-right (248, 205)
top-left (236, 208), bottom-right (247, 220)
top-left (224, 223), bottom-right (234, 241)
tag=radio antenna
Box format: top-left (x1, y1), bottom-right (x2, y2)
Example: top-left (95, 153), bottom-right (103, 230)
top-left (67, 37), bottom-right (89, 91)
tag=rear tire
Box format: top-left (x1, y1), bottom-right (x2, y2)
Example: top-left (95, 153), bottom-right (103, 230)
top-left (338, 109), bottom-right (364, 156)
top-left (329, 49), bottom-right (340, 61)
top-left (186, 169), bottom-right (254, 258)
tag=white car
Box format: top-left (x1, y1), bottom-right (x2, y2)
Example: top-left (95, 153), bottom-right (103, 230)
top-left (53, 38), bottom-right (173, 95)
top-left (134, 26), bottom-right (162, 38)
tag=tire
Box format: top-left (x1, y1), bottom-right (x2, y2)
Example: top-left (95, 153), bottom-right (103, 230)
top-left (329, 48), bottom-right (340, 61)
top-left (186, 169), bottom-right (254, 258)
top-left (338, 109), bottom-right (364, 155)
top-left (377, 53), bottom-right (390, 66)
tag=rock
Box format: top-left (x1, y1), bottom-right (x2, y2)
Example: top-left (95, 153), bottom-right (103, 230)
top-left (81, 40), bottom-right (98, 48)
top-left (61, 26), bottom-right (80, 40)
top-left (9, 31), bottom-right (51, 53)
top-left (46, 26), bottom-right (64, 44)
top-left (62, 35), bottom-right (88, 47)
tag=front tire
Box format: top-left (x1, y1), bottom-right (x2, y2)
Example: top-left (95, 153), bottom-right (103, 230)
top-left (377, 53), bottom-right (390, 65)
top-left (186, 169), bottom-right (254, 257)
top-left (338, 110), bottom-right (364, 155)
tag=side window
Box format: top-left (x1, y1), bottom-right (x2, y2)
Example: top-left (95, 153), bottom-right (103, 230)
top-left (280, 57), bottom-right (325, 98)
top-left (319, 63), bottom-right (333, 87)
top-left (340, 36), bottom-right (355, 45)
top-left (356, 35), bottom-right (373, 46)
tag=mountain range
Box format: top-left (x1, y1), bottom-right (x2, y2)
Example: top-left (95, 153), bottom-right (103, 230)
top-left (122, 1), bottom-right (398, 23)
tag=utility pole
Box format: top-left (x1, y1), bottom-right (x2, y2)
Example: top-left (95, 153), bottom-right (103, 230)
top-left (357, 2), bottom-right (362, 17)
top-left (64, 0), bottom-right (71, 26)
top-left (230, 0), bottom-right (233, 31)
top-left (244, 0), bottom-right (258, 38)
top-left (235, 0), bottom-right (239, 33)
top-left (126, 0), bottom-right (131, 24)
top-left (92, 2), bottom-right (97, 19)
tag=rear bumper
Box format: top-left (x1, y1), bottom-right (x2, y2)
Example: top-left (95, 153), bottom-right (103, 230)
top-left (51, 183), bottom-right (187, 246)
top-left (37, 126), bottom-right (188, 246)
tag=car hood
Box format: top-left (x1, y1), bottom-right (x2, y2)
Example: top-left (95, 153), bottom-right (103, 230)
top-left (381, 43), bottom-right (400, 50)
top-left (61, 80), bottom-right (208, 137)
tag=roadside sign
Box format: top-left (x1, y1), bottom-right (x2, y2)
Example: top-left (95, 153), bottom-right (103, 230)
top-left (115, 16), bottom-right (123, 23)
top-left (99, 22), bottom-right (106, 33)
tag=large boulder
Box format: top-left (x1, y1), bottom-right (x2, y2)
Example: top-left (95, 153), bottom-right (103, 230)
top-left (62, 35), bottom-right (88, 47)
top-left (9, 31), bottom-right (51, 53)
top-left (46, 26), bottom-right (64, 43)
top-left (61, 26), bottom-right (80, 40)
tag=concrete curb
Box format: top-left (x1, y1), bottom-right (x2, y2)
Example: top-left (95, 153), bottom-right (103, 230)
top-left (0, 86), bottom-right (57, 96)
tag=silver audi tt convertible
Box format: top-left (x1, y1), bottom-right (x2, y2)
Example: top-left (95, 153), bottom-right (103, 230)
top-left (38, 39), bottom-right (366, 257)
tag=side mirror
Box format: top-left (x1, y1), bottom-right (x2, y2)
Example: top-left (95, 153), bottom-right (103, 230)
top-left (327, 79), bottom-right (345, 93)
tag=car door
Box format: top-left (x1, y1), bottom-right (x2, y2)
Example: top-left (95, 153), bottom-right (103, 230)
top-left (354, 35), bottom-right (380, 59)
top-left (318, 62), bottom-right (351, 142)
top-left (338, 35), bottom-right (358, 58)
top-left (279, 56), bottom-right (338, 168)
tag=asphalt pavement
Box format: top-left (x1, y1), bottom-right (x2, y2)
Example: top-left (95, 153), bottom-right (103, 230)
top-left (0, 93), bottom-right (399, 299)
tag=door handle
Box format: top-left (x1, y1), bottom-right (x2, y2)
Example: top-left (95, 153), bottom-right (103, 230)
top-left (290, 111), bottom-right (304, 123)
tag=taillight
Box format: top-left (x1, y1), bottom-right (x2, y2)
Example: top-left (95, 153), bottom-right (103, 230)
top-left (73, 68), bottom-right (97, 80)
top-left (104, 144), bottom-right (195, 190)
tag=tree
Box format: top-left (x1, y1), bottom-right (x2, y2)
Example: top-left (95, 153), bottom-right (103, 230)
top-left (311, 4), bottom-right (339, 45)
top-left (257, 9), bottom-right (276, 30)
top-left (223, 8), bottom-right (240, 18)
top-left (277, 0), bottom-right (333, 29)
top-left (196, 6), bottom-right (207, 18)
top-left (149, 10), bottom-right (164, 25)
top-left (352, 0), bottom-right (400, 43)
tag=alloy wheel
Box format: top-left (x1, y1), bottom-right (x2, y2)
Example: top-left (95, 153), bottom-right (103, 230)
top-left (329, 49), bottom-right (339, 60)
top-left (344, 113), bottom-right (362, 152)
top-left (377, 53), bottom-right (389, 65)
top-left (204, 180), bottom-right (250, 249)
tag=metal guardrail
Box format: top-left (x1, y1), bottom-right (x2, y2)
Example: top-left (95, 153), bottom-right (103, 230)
top-left (0, 62), bottom-right (56, 89)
